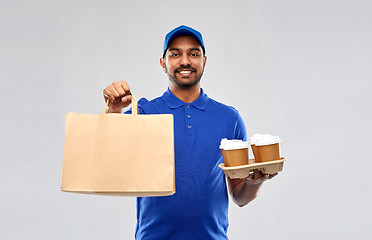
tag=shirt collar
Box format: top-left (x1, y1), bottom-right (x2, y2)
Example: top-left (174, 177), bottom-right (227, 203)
top-left (161, 88), bottom-right (209, 110)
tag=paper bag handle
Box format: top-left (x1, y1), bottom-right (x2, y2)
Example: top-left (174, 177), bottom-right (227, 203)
top-left (101, 94), bottom-right (138, 115)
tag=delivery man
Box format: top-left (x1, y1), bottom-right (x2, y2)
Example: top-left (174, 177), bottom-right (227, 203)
top-left (103, 25), bottom-right (277, 239)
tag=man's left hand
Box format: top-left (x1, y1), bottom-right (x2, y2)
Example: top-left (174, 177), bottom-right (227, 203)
top-left (244, 169), bottom-right (278, 185)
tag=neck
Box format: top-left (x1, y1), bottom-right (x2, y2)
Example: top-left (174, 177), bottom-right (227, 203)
top-left (168, 82), bottom-right (201, 103)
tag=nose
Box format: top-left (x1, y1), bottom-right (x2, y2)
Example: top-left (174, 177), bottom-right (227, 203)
top-left (179, 54), bottom-right (191, 66)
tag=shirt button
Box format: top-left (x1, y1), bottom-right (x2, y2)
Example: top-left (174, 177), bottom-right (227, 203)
top-left (186, 105), bottom-right (190, 109)
top-left (186, 114), bottom-right (191, 119)
top-left (188, 125), bottom-right (192, 129)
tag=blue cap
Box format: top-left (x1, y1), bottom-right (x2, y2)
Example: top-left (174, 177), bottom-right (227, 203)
top-left (163, 25), bottom-right (205, 57)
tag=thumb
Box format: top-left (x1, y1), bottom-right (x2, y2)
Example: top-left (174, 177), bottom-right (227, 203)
top-left (121, 94), bottom-right (132, 103)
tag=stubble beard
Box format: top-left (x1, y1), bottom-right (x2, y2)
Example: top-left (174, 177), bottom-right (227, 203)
top-left (166, 65), bottom-right (204, 89)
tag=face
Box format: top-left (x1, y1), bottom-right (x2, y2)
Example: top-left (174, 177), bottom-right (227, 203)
top-left (160, 35), bottom-right (207, 88)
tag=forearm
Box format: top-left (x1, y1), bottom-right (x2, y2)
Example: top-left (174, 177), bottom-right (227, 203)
top-left (228, 178), bottom-right (262, 207)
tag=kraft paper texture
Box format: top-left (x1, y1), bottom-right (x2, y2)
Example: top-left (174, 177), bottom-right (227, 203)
top-left (61, 95), bottom-right (175, 196)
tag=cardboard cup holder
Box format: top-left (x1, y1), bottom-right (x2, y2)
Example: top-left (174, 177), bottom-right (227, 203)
top-left (219, 157), bottom-right (287, 179)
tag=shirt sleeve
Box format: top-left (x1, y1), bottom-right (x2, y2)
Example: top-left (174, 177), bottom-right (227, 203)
top-left (233, 111), bottom-right (247, 141)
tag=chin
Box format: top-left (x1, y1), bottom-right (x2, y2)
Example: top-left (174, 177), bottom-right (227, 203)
top-left (176, 79), bottom-right (200, 88)
top-left (168, 74), bottom-right (201, 88)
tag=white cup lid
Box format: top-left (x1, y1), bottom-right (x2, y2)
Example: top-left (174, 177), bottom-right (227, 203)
top-left (250, 133), bottom-right (281, 146)
top-left (220, 138), bottom-right (249, 150)
top-left (255, 136), bottom-right (281, 146)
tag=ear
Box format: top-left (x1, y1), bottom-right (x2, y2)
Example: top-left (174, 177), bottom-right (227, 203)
top-left (203, 56), bottom-right (207, 67)
top-left (160, 57), bottom-right (167, 73)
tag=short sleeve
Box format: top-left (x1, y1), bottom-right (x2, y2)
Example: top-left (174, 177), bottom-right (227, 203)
top-left (233, 111), bottom-right (247, 141)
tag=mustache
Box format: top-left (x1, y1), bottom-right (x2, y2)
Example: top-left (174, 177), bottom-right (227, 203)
top-left (174, 66), bottom-right (197, 73)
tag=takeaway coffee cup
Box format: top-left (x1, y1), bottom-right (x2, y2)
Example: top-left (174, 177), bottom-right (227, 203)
top-left (249, 134), bottom-right (261, 162)
top-left (250, 134), bottom-right (281, 163)
top-left (220, 139), bottom-right (249, 167)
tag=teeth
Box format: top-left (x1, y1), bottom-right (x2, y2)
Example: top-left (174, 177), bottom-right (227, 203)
top-left (179, 71), bottom-right (192, 74)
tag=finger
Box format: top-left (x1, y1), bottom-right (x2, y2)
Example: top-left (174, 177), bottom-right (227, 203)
top-left (113, 81), bottom-right (126, 98)
top-left (103, 89), bottom-right (116, 102)
top-left (121, 94), bottom-right (132, 103)
top-left (119, 80), bottom-right (131, 93)
top-left (108, 84), bottom-right (121, 100)
top-left (253, 169), bottom-right (262, 180)
top-left (268, 173), bottom-right (278, 179)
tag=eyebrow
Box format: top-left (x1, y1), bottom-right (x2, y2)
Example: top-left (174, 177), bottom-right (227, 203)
top-left (189, 48), bottom-right (201, 52)
top-left (168, 48), bottom-right (201, 52)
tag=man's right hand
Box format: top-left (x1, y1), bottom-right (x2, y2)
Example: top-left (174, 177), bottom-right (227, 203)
top-left (103, 80), bottom-right (132, 113)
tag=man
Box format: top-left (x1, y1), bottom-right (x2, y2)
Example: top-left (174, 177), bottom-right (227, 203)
top-left (103, 25), bottom-right (277, 239)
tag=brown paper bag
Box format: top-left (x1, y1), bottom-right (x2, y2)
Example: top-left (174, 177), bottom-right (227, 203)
top-left (61, 95), bottom-right (175, 197)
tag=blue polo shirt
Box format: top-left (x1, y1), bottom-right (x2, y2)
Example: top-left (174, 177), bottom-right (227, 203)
top-left (131, 88), bottom-right (247, 240)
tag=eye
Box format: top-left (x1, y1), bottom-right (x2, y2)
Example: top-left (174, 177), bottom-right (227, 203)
top-left (170, 53), bottom-right (179, 57)
top-left (191, 53), bottom-right (200, 57)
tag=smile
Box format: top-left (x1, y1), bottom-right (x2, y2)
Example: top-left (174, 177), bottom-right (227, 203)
top-left (176, 68), bottom-right (196, 76)
top-left (178, 70), bottom-right (193, 74)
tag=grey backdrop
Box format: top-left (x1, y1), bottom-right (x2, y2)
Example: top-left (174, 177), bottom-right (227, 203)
top-left (1, 0), bottom-right (371, 239)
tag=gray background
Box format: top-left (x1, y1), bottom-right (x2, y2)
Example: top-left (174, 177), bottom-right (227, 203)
top-left (1, 0), bottom-right (371, 239)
